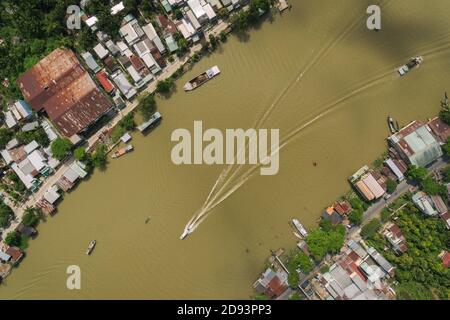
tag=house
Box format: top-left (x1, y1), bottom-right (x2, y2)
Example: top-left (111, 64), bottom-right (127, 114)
top-left (17, 223), bottom-right (37, 238)
top-left (361, 173), bottom-right (385, 199)
top-left (111, 71), bottom-right (137, 100)
top-left (43, 185), bottom-right (61, 205)
top-left (160, 0), bottom-right (172, 13)
top-left (440, 251), bottom-right (450, 268)
top-left (384, 158), bottom-right (405, 182)
top-left (367, 247), bottom-right (395, 276)
top-left (5, 246), bottom-right (24, 263)
top-left (22, 121), bottom-right (40, 132)
top-left (427, 117), bottom-right (450, 144)
top-left (103, 56), bottom-right (120, 73)
top-left (17, 48), bottom-right (113, 138)
top-left (142, 23), bottom-right (166, 54)
top-left (14, 100), bottom-right (33, 119)
top-left (111, 1), bottom-right (125, 15)
top-left (4, 110), bottom-right (17, 128)
top-left (105, 40), bottom-right (120, 56)
top-left (119, 19), bottom-right (145, 46)
top-left (388, 121), bottom-right (443, 168)
top-left (0, 263), bottom-right (11, 280)
top-left (95, 71), bottom-right (115, 94)
top-left (355, 180), bottom-right (375, 201)
top-left (164, 34), bottom-right (179, 52)
top-left (84, 16), bottom-right (98, 31)
top-left (440, 211), bottom-right (450, 229)
top-left (333, 200), bottom-right (352, 216)
top-left (253, 268), bottom-right (289, 299)
top-left (188, 0), bottom-right (209, 24)
top-left (412, 191), bottom-right (438, 216)
top-left (93, 43), bottom-right (109, 60)
top-left (203, 3), bottom-right (217, 21)
top-left (186, 10), bottom-right (202, 31)
top-left (176, 19), bottom-right (196, 41)
top-left (156, 15), bottom-right (178, 35)
top-left (0, 251), bottom-right (11, 263)
top-left (81, 52), bottom-right (101, 73)
top-left (322, 206), bottom-right (343, 225)
top-left (430, 195), bottom-right (448, 214)
top-left (383, 223), bottom-right (407, 255)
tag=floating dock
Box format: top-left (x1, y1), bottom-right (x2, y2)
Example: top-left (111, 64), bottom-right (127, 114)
top-left (137, 111), bottom-right (162, 133)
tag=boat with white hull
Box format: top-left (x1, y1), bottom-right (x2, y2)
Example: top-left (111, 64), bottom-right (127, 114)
top-left (292, 219), bottom-right (308, 238)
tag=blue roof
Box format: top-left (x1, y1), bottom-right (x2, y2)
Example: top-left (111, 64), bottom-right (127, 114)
top-left (0, 251), bottom-right (11, 261)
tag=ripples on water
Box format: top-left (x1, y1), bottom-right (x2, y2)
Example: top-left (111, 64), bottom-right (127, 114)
top-left (2, 0), bottom-right (450, 299)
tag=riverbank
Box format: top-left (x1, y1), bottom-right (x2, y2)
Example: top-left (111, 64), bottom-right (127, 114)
top-left (254, 108), bottom-right (450, 300)
top-left (0, 2), bottom-right (283, 285)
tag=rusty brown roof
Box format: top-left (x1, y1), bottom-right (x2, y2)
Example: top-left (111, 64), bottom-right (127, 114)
top-left (17, 48), bottom-right (112, 137)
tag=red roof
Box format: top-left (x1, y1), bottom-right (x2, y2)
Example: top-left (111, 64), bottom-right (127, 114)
top-left (428, 117), bottom-right (450, 143)
top-left (442, 252), bottom-right (450, 268)
top-left (265, 276), bottom-right (288, 298)
top-left (6, 247), bottom-right (23, 262)
top-left (17, 48), bottom-right (112, 137)
top-left (95, 71), bottom-right (114, 93)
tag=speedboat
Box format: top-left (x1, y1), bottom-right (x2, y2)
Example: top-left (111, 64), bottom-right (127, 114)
top-left (398, 56), bottom-right (423, 76)
top-left (180, 226), bottom-right (193, 240)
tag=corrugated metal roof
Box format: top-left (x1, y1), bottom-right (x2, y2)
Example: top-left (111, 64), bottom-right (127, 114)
top-left (17, 48), bottom-right (112, 137)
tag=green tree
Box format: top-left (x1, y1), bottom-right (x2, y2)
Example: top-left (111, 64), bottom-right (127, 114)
top-left (406, 165), bottom-right (428, 182)
top-left (0, 128), bottom-right (14, 149)
top-left (138, 94), bottom-right (156, 121)
top-left (439, 92), bottom-right (450, 125)
top-left (361, 218), bottom-right (381, 239)
top-left (348, 209), bottom-right (363, 225)
top-left (306, 226), bottom-right (345, 261)
top-left (16, 127), bottom-right (50, 147)
top-left (442, 165), bottom-right (450, 183)
top-left (0, 201), bottom-right (14, 228)
top-left (208, 34), bottom-right (218, 50)
top-left (421, 177), bottom-right (446, 196)
top-left (442, 136), bottom-right (450, 156)
top-left (21, 207), bottom-right (42, 227)
top-left (173, 8), bottom-right (183, 20)
top-left (219, 31), bottom-right (227, 42)
top-left (74, 147), bottom-right (88, 162)
top-left (386, 178), bottom-right (398, 194)
top-left (91, 144), bottom-right (108, 169)
top-left (51, 137), bottom-right (72, 160)
top-left (4, 230), bottom-right (21, 247)
top-left (156, 78), bottom-right (175, 94)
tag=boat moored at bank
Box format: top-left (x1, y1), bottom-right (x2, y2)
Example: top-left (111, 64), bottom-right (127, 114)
top-left (292, 219), bottom-right (308, 238)
top-left (112, 144), bottom-right (133, 158)
top-left (137, 112), bottom-right (162, 133)
top-left (184, 66), bottom-right (221, 91)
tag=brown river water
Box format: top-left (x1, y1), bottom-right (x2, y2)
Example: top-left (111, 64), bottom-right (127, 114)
top-left (1, 0), bottom-right (450, 299)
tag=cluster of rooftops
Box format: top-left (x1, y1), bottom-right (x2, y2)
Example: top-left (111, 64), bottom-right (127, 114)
top-left (15, 1), bottom-right (248, 143)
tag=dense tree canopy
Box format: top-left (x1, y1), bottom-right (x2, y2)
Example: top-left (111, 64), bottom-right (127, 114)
top-left (306, 224), bottom-right (346, 261)
top-left (0, 201), bottom-right (14, 228)
top-left (51, 137), bottom-right (72, 160)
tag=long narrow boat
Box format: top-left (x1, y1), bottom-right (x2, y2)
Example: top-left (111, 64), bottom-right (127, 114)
top-left (112, 144), bottom-right (133, 159)
top-left (184, 66), bottom-right (220, 91)
top-left (137, 112), bottom-right (162, 133)
top-left (292, 219), bottom-right (308, 238)
top-left (86, 240), bottom-right (96, 255)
